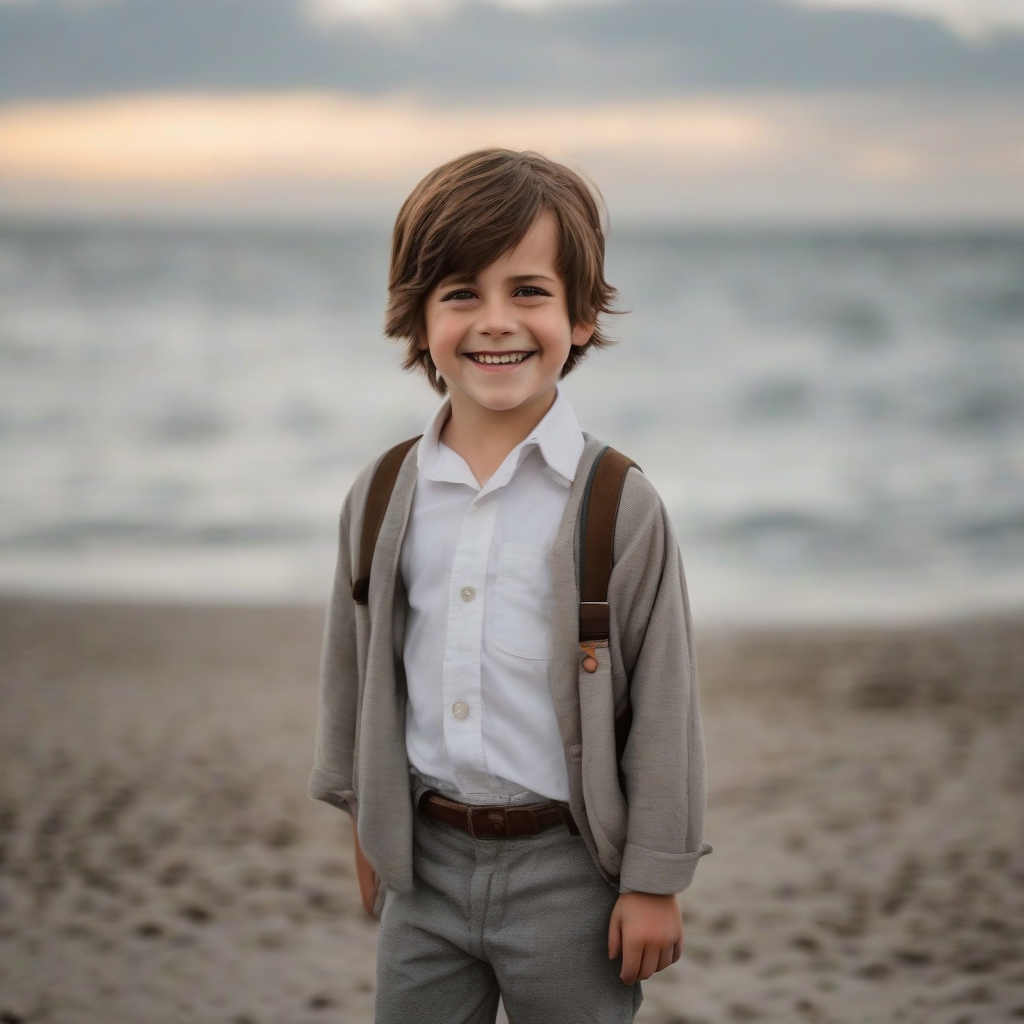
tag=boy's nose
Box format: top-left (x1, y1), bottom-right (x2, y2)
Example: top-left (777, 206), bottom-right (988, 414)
top-left (476, 303), bottom-right (517, 337)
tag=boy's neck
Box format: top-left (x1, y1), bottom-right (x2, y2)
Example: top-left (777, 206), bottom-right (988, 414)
top-left (441, 386), bottom-right (557, 487)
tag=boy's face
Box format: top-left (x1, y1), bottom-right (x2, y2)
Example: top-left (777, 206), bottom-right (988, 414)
top-left (420, 210), bottom-right (594, 420)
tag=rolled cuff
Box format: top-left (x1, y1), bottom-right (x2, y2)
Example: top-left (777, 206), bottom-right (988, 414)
top-left (307, 767), bottom-right (357, 817)
top-left (618, 841), bottom-right (713, 895)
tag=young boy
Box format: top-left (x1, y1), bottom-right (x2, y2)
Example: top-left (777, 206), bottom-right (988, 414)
top-left (309, 149), bottom-right (710, 1023)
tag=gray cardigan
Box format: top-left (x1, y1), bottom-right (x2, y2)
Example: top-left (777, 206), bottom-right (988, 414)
top-left (308, 434), bottom-right (711, 895)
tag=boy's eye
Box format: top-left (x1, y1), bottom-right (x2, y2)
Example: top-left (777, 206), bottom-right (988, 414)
top-left (441, 289), bottom-right (476, 302)
top-left (514, 286), bottom-right (550, 298)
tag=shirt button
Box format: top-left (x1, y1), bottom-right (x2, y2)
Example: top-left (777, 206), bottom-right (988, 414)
top-left (569, 744), bottom-right (582, 761)
top-left (452, 701), bottom-right (470, 719)
top-left (460, 586), bottom-right (476, 602)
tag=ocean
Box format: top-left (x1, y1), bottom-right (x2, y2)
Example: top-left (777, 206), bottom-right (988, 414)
top-left (1, 218), bottom-right (1022, 625)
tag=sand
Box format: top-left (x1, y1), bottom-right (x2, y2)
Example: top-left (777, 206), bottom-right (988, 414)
top-left (1, 597), bottom-right (1022, 1024)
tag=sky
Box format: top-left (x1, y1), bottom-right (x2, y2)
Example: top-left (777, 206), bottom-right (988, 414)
top-left (3, 0), bottom-right (1020, 23)
top-left (313, 0), bottom-right (1024, 35)
top-left (0, 0), bottom-right (1021, 222)
top-left (2, 0), bottom-right (1021, 20)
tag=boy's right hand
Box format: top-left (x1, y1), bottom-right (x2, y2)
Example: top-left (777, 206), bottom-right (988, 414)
top-left (353, 826), bottom-right (380, 918)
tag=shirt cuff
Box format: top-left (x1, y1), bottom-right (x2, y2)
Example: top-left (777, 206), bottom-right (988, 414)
top-left (307, 767), bottom-right (357, 817)
top-left (618, 841), bottom-right (713, 895)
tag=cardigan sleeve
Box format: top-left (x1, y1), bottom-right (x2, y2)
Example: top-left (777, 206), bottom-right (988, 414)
top-left (609, 470), bottom-right (711, 894)
top-left (307, 484), bottom-right (362, 817)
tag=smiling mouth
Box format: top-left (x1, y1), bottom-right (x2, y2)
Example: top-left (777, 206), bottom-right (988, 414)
top-left (465, 351), bottom-right (534, 365)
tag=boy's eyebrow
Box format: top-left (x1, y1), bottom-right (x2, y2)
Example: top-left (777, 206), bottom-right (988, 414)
top-left (506, 273), bottom-right (557, 285)
top-left (436, 272), bottom-right (557, 289)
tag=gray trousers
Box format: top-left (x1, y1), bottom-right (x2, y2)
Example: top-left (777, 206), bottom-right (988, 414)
top-left (375, 810), bottom-right (643, 1024)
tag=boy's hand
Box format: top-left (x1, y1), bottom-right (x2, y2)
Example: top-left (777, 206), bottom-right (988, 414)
top-left (352, 826), bottom-right (380, 919)
top-left (608, 892), bottom-right (683, 985)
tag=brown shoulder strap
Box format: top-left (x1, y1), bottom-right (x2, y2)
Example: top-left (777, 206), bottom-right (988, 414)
top-left (578, 445), bottom-right (642, 767)
top-left (352, 436), bottom-right (421, 604)
top-left (578, 446), bottom-right (641, 644)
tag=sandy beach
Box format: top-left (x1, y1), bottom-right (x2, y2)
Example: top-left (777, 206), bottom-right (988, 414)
top-left (1, 596), bottom-right (1022, 1024)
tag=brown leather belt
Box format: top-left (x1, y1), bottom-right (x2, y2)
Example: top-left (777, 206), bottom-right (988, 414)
top-left (419, 791), bottom-right (579, 839)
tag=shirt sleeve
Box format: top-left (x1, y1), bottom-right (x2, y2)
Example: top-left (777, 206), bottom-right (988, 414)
top-left (609, 470), bottom-right (711, 894)
top-left (307, 484), bottom-right (362, 818)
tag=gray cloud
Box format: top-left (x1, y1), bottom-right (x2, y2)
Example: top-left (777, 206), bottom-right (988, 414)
top-left (0, 0), bottom-right (1022, 102)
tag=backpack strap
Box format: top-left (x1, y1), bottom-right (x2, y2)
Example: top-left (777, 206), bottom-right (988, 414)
top-left (578, 445), bottom-right (642, 765)
top-left (578, 445), bottom-right (641, 651)
top-left (352, 435), bottom-right (421, 604)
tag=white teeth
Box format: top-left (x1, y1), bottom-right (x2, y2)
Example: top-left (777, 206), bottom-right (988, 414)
top-left (472, 352), bottom-right (529, 364)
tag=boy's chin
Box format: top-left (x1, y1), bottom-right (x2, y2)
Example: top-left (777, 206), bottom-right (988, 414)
top-left (455, 382), bottom-right (557, 416)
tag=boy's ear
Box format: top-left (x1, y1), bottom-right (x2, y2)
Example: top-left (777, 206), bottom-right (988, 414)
top-left (571, 322), bottom-right (596, 348)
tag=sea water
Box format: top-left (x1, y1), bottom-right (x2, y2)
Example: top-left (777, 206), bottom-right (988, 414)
top-left (1, 219), bottom-right (1022, 624)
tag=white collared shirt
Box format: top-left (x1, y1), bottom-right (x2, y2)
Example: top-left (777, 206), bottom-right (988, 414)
top-left (399, 391), bottom-right (585, 804)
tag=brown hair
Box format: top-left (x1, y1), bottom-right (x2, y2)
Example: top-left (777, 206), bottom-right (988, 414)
top-left (385, 149), bottom-right (618, 394)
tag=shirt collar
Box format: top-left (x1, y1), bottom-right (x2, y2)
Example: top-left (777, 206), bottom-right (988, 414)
top-left (417, 390), bottom-right (585, 492)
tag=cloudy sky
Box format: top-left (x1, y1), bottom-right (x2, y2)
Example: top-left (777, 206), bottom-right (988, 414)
top-left (0, 0), bottom-right (1021, 221)
top-left (288, 0), bottom-right (1024, 35)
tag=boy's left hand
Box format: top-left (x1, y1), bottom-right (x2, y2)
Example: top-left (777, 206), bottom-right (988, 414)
top-left (608, 892), bottom-right (683, 985)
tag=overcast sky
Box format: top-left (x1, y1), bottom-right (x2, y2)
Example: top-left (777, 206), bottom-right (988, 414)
top-left (311, 0), bottom-right (1024, 34)
top-left (0, 0), bottom-right (1021, 221)
top-left (2, 0), bottom-right (1022, 102)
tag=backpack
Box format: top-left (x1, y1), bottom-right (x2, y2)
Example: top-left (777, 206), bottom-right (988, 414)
top-left (351, 436), bottom-right (639, 707)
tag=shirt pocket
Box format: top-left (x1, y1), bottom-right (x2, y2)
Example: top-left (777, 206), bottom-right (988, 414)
top-left (492, 542), bottom-right (555, 660)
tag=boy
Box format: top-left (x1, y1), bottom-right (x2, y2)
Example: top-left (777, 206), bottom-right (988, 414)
top-left (309, 149), bottom-right (710, 1023)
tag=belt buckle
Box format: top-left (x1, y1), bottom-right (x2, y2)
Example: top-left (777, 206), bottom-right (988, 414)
top-left (469, 807), bottom-right (508, 838)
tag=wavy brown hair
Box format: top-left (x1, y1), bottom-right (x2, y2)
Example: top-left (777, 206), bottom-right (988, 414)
top-left (385, 149), bottom-right (619, 395)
